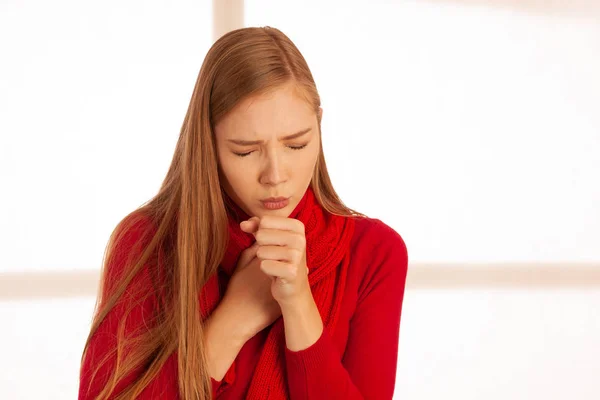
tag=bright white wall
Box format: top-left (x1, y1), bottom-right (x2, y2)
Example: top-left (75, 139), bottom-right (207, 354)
top-left (0, 0), bottom-right (213, 273)
top-left (1, 0), bottom-right (599, 399)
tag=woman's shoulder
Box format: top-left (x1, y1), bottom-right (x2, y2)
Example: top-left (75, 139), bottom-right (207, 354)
top-left (348, 215), bottom-right (409, 302)
top-left (103, 211), bottom-right (158, 290)
top-left (350, 215), bottom-right (407, 256)
top-left (109, 212), bottom-right (156, 261)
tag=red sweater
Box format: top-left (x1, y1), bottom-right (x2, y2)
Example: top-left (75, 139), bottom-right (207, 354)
top-left (79, 216), bottom-right (408, 399)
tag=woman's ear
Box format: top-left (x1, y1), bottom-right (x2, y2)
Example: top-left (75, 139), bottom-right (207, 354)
top-left (318, 107), bottom-right (323, 122)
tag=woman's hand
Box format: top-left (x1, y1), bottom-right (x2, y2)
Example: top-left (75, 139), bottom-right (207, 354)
top-left (240, 215), bottom-right (311, 308)
top-left (219, 239), bottom-right (282, 342)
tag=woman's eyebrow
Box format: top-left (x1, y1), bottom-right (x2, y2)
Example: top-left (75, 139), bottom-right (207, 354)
top-left (227, 127), bottom-right (311, 145)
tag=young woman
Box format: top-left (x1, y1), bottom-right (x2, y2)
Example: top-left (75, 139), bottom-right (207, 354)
top-left (79, 26), bottom-right (408, 400)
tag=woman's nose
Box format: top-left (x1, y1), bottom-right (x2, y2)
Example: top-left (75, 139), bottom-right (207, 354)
top-left (261, 150), bottom-right (287, 185)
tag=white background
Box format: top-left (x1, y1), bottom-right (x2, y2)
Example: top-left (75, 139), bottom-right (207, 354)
top-left (1, 0), bottom-right (599, 399)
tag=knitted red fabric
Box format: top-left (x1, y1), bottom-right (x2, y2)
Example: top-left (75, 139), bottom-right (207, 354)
top-left (200, 185), bottom-right (356, 399)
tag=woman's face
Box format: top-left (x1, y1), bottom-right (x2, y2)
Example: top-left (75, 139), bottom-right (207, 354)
top-left (214, 83), bottom-right (321, 219)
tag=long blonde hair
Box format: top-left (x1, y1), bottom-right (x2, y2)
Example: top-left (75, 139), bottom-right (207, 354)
top-left (80, 26), bottom-right (365, 400)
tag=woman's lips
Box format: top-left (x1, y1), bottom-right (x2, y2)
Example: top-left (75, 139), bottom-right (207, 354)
top-left (261, 198), bottom-right (289, 210)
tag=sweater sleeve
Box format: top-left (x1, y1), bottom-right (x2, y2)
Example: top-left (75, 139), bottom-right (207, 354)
top-left (284, 220), bottom-right (409, 400)
top-left (79, 216), bottom-right (182, 399)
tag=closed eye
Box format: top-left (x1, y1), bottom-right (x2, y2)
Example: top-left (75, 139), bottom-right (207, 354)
top-left (233, 144), bottom-right (308, 157)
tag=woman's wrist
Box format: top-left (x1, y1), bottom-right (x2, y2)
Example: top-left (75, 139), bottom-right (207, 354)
top-left (204, 304), bottom-right (248, 381)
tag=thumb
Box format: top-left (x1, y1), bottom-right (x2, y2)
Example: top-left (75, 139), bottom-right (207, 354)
top-left (240, 216), bottom-right (260, 233)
